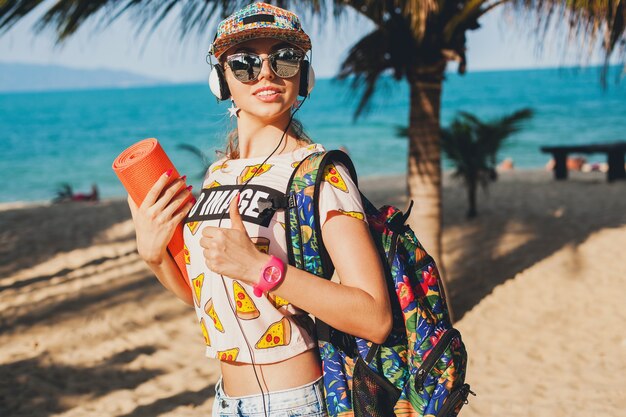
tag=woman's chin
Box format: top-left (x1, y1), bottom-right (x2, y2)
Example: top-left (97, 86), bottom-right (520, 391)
top-left (244, 105), bottom-right (292, 122)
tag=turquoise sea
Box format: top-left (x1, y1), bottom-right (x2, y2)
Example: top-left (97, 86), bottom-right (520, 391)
top-left (1, 66), bottom-right (625, 204)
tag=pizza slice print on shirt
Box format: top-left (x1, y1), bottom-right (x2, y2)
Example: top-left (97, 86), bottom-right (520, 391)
top-left (233, 281), bottom-right (260, 320)
top-left (184, 244), bottom-right (190, 265)
top-left (269, 294), bottom-right (290, 309)
top-left (251, 237), bottom-right (270, 254)
top-left (191, 273), bottom-right (204, 306)
top-left (255, 317), bottom-right (292, 349)
top-left (338, 209), bottom-right (365, 221)
top-left (187, 221), bottom-right (201, 235)
top-left (211, 162), bottom-right (227, 173)
top-left (217, 347), bottom-right (240, 362)
top-left (238, 163), bottom-right (273, 184)
top-left (204, 299), bottom-right (225, 333)
top-left (200, 318), bottom-right (210, 346)
top-left (203, 180), bottom-right (221, 189)
top-left (323, 163), bottom-right (348, 192)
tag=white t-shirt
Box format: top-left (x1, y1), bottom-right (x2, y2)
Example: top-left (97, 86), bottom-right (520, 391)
top-left (182, 143), bottom-right (367, 364)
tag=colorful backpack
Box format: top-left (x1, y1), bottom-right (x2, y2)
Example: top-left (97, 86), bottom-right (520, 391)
top-left (282, 150), bottom-right (474, 417)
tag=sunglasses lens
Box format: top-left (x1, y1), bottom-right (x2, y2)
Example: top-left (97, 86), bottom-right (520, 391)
top-left (228, 54), bottom-right (261, 82)
top-left (271, 49), bottom-right (302, 78)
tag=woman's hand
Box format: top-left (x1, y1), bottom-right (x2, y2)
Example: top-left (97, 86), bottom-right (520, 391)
top-left (200, 194), bottom-right (268, 284)
top-left (128, 170), bottom-right (194, 265)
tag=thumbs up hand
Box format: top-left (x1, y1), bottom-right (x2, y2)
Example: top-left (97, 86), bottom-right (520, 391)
top-left (199, 193), bottom-right (268, 283)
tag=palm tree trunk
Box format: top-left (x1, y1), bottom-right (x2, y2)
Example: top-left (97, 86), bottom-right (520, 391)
top-left (467, 179), bottom-right (477, 218)
top-left (406, 61), bottom-right (455, 321)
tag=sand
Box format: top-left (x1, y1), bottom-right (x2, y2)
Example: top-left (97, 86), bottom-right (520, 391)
top-left (1, 169), bottom-right (625, 416)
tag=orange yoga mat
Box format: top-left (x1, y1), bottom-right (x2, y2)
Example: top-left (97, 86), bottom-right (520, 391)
top-left (112, 138), bottom-right (191, 288)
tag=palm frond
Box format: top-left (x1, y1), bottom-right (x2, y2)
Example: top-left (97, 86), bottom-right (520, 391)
top-left (337, 10), bottom-right (420, 118)
top-left (443, 0), bottom-right (500, 42)
top-left (0, 0), bottom-right (350, 43)
top-left (441, 108), bottom-right (533, 181)
top-left (336, 28), bottom-right (392, 119)
top-left (402, 0), bottom-right (441, 39)
top-left (509, 0), bottom-right (626, 84)
top-left (0, 0), bottom-right (45, 34)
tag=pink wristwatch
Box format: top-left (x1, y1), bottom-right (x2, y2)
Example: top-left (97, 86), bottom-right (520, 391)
top-left (253, 255), bottom-right (285, 297)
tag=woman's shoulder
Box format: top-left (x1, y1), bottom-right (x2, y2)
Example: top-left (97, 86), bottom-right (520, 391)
top-left (292, 142), bottom-right (326, 160)
top-left (202, 156), bottom-right (230, 182)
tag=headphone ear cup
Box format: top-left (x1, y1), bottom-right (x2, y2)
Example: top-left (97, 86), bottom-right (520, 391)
top-left (209, 64), bottom-right (231, 100)
top-left (299, 60), bottom-right (315, 97)
top-left (307, 63), bottom-right (315, 95)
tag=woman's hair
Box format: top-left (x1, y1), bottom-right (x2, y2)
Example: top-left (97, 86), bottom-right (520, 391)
top-left (217, 118), bottom-right (313, 160)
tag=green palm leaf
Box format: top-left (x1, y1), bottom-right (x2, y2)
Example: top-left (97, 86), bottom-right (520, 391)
top-left (0, 1), bottom-right (345, 41)
top-left (440, 108), bottom-right (533, 217)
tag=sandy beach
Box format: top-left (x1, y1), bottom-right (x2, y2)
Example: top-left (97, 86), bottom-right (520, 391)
top-left (1, 169), bottom-right (625, 417)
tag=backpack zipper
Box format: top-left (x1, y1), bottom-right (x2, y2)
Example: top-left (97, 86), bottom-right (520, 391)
top-left (435, 383), bottom-right (475, 417)
top-left (414, 328), bottom-right (461, 390)
top-left (294, 204), bottom-right (305, 268)
top-left (387, 231), bottom-right (399, 269)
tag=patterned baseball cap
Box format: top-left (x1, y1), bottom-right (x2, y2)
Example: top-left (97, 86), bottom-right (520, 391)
top-left (209, 2), bottom-right (311, 59)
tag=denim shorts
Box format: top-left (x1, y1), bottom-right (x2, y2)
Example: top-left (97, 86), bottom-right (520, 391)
top-left (211, 376), bottom-right (327, 417)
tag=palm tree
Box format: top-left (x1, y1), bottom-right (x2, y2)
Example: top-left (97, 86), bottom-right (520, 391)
top-left (440, 108), bottom-right (533, 218)
top-left (332, 0), bottom-right (624, 266)
top-left (1, 0), bottom-right (624, 298)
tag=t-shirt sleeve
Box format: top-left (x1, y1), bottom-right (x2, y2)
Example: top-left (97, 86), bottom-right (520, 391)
top-left (318, 161), bottom-right (367, 228)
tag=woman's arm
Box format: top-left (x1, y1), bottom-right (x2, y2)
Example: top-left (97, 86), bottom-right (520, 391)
top-left (144, 252), bottom-right (194, 306)
top-left (270, 212), bottom-right (392, 344)
top-left (201, 197), bottom-right (393, 344)
top-left (126, 170), bottom-right (195, 307)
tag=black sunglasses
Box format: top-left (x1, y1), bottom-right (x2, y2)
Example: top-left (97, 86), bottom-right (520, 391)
top-left (225, 48), bottom-right (304, 82)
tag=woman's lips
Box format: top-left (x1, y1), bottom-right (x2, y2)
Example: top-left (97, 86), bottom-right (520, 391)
top-left (254, 91), bottom-right (281, 102)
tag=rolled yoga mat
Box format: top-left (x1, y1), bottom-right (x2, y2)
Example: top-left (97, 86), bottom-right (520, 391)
top-left (112, 138), bottom-right (191, 288)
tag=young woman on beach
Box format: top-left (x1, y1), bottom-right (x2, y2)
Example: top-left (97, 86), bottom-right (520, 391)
top-left (127, 3), bottom-right (391, 416)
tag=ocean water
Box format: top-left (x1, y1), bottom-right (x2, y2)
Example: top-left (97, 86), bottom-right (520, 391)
top-left (1, 66), bottom-right (624, 204)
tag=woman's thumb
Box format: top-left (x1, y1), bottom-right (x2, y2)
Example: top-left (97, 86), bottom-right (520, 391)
top-left (229, 193), bottom-right (247, 235)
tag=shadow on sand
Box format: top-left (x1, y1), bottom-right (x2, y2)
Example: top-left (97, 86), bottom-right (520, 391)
top-left (442, 175), bottom-right (626, 320)
top-left (0, 197), bottom-right (132, 277)
top-left (0, 349), bottom-right (162, 417)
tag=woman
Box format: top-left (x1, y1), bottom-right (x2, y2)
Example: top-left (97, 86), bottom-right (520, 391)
top-left (128, 3), bottom-right (391, 416)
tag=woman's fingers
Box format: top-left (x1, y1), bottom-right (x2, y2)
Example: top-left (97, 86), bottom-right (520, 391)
top-left (141, 169), bottom-right (174, 209)
top-left (162, 186), bottom-right (193, 220)
top-left (152, 177), bottom-right (189, 214)
top-left (170, 200), bottom-right (194, 225)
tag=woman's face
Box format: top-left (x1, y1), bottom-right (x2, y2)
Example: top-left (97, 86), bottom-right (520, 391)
top-left (221, 38), bottom-right (302, 122)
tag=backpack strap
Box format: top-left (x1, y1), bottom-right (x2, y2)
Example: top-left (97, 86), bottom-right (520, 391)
top-left (285, 149), bottom-right (367, 355)
top-left (283, 149), bottom-right (358, 279)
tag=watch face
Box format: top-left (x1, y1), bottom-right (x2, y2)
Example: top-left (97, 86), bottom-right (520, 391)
top-left (263, 265), bottom-right (282, 284)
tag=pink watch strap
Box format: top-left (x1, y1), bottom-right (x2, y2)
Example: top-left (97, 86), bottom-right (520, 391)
top-left (253, 255), bottom-right (285, 297)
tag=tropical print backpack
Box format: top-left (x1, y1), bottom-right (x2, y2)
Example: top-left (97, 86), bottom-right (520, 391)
top-left (282, 150), bottom-right (474, 417)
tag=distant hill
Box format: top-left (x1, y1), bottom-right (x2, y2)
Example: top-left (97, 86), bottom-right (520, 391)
top-left (0, 62), bottom-right (169, 92)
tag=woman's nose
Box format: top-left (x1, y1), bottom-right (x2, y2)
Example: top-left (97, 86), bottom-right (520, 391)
top-left (257, 57), bottom-right (274, 81)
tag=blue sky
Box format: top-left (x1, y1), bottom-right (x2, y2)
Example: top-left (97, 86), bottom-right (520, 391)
top-left (0, 4), bottom-right (614, 82)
